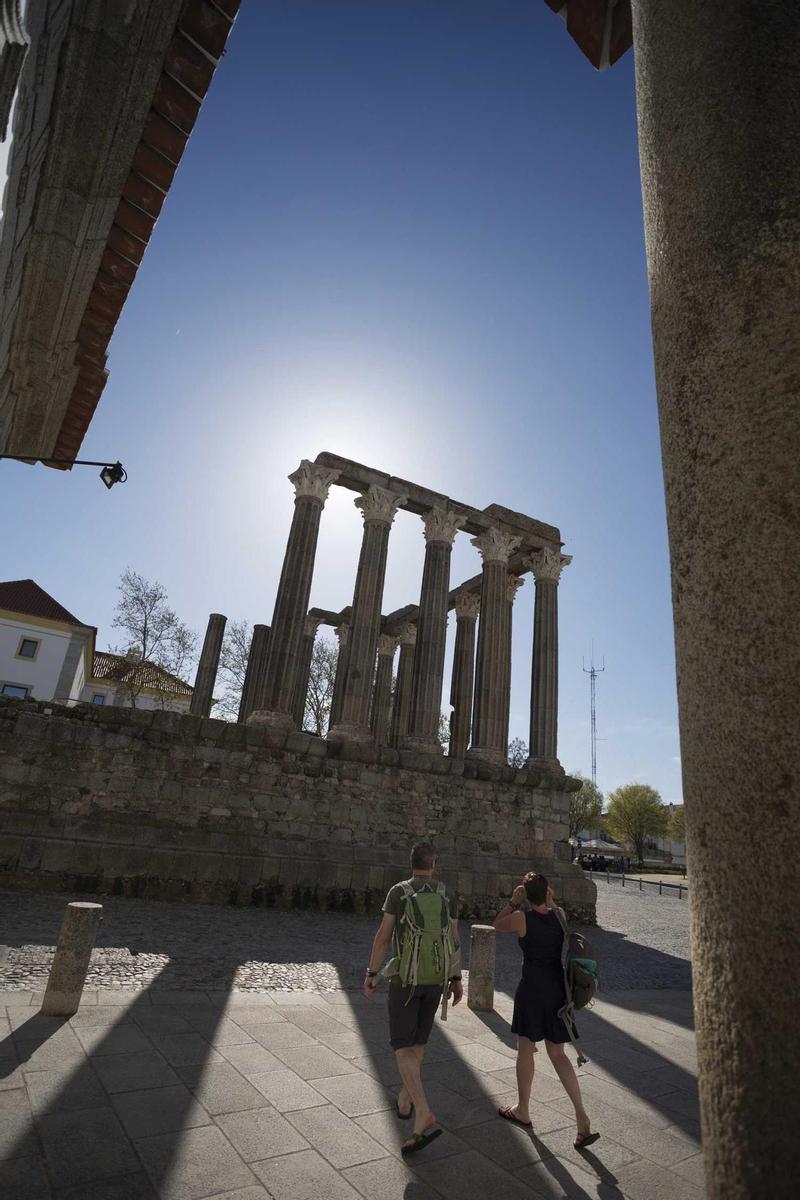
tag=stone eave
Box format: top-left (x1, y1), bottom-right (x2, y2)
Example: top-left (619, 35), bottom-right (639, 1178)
top-left (0, 0), bottom-right (241, 466)
top-left (543, 1), bottom-right (632, 70)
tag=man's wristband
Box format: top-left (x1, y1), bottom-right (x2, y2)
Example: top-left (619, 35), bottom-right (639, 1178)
top-left (365, 970), bottom-right (377, 977)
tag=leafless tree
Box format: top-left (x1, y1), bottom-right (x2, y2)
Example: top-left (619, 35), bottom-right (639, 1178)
top-left (214, 618), bottom-right (252, 721)
top-left (111, 568), bottom-right (197, 708)
top-left (507, 737), bottom-right (528, 767)
top-left (304, 635), bottom-right (338, 735)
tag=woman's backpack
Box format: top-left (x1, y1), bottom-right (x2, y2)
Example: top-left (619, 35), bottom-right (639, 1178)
top-left (553, 907), bottom-right (600, 1065)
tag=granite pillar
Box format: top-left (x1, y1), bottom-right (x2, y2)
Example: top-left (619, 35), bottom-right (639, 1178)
top-left (526, 548), bottom-right (570, 766)
top-left (291, 616), bottom-right (321, 731)
top-left (370, 634), bottom-right (398, 745)
top-left (190, 613), bottom-right (226, 718)
top-left (631, 5), bottom-right (800, 1194)
top-left (502, 576), bottom-right (524, 755)
top-left (388, 623), bottom-right (416, 748)
top-left (403, 508), bottom-right (465, 753)
top-left (238, 624), bottom-right (270, 723)
top-left (449, 591), bottom-right (480, 758)
top-left (329, 486), bottom-right (406, 741)
top-left (469, 528), bottom-right (521, 765)
top-left (329, 623), bottom-right (350, 730)
top-left (250, 460), bottom-right (339, 728)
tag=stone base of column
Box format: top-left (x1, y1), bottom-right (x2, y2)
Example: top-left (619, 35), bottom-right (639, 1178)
top-left (247, 709), bottom-right (295, 731)
top-left (467, 745), bottom-right (506, 767)
top-left (401, 734), bottom-right (443, 755)
top-left (525, 755), bottom-right (564, 776)
top-left (327, 721), bottom-right (375, 744)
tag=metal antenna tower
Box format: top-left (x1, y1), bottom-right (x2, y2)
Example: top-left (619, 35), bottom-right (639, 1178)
top-left (582, 648), bottom-right (605, 789)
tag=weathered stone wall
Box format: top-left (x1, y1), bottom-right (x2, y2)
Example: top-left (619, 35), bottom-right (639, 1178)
top-left (0, 698), bottom-right (596, 921)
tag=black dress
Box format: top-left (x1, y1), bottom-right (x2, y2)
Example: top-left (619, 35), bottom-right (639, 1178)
top-left (510, 908), bottom-right (575, 1044)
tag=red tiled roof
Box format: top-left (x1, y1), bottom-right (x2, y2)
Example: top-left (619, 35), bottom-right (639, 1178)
top-left (52, 0), bottom-right (242, 463)
top-left (91, 651), bottom-right (193, 697)
top-left (0, 579), bottom-right (90, 628)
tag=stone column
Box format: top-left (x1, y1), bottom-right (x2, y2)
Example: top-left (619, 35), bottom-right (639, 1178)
top-left (469, 529), bottom-right (521, 764)
top-left (291, 616), bottom-right (321, 730)
top-left (190, 613), bottom-right (227, 718)
top-left (403, 509), bottom-right (466, 753)
top-left (526, 548), bottom-right (570, 766)
top-left (250, 460), bottom-right (339, 728)
top-left (630, 6), bottom-right (800, 1195)
top-left (449, 591), bottom-right (480, 758)
top-left (370, 634), bottom-right (398, 744)
top-left (330, 487), bottom-right (406, 741)
top-left (501, 576), bottom-right (524, 754)
top-left (238, 624), bottom-right (270, 723)
top-left (388, 623), bottom-right (416, 747)
top-left (329, 622), bottom-right (350, 730)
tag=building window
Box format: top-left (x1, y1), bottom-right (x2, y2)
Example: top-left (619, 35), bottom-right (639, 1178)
top-left (1, 683), bottom-right (30, 699)
top-left (91, 693), bottom-right (105, 705)
top-left (16, 637), bottom-right (40, 660)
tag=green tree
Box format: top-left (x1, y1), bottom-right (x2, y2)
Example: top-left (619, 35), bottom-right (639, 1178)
top-left (568, 772), bottom-right (604, 840)
top-left (606, 783), bottom-right (669, 865)
top-left (669, 804), bottom-right (686, 844)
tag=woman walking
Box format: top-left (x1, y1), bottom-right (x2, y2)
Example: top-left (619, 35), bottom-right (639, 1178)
top-left (494, 871), bottom-right (599, 1149)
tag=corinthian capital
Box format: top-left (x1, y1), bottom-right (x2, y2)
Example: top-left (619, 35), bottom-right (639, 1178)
top-left (354, 486), bottom-right (407, 525)
top-left (303, 615), bottom-right (322, 638)
top-left (334, 623), bottom-right (350, 647)
top-left (506, 575), bottom-right (525, 604)
top-left (454, 591), bottom-right (480, 620)
top-left (377, 634), bottom-right (399, 657)
top-left (397, 622), bottom-right (417, 646)
top-left (421, 507), bottom-right (466, 546)
top-left (527, 547), bottom-right (572, 582)
top-left (289, 460), bottom-right (341, 503)
top-left (471, 527), bottom-right (521, 565)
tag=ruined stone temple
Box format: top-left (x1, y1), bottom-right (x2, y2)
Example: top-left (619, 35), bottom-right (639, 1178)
top-left (0, 453), bottom-right (596, 920)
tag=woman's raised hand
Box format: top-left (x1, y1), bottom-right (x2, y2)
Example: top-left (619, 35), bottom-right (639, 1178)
top-left (511, 884), bottom-right (527, 907)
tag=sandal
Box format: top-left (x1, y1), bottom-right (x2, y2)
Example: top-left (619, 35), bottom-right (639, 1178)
top-left (498, 1106), bottom-right (532, 1129)
top-left (401, 1123), bottom-right (443, 1156)
top-left (574, 1131), bottom-right (600, 1150)
top-left (395, 1097), bottom-right (414, 1120)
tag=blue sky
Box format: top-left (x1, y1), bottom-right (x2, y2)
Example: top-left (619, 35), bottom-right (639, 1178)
top-left (1, 1), bottom-right (681, 803)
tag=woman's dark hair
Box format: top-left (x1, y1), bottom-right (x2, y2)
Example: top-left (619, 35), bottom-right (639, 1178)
top-left (523, 871), bottom-right (548, 905)
top-left (411, 842), bottom-right (437, 870)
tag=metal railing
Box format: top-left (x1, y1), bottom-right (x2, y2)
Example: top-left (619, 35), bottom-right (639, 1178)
top-left (603, 870), bottom-right (688, 899)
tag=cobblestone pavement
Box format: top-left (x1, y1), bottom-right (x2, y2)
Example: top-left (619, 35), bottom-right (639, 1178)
top-left (0, 878), bottom-right (691, 993)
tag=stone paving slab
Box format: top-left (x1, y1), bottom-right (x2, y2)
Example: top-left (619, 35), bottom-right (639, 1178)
top-left (0, 887), bottom-right (705, 1198)
top-left (0, 982), bottom-right (706, 1198)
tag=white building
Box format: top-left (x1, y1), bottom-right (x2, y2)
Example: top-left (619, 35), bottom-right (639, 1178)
top-left (0, 579), bottom-right (193, 712)
top-left (0, 579), bottom-right (95, 703)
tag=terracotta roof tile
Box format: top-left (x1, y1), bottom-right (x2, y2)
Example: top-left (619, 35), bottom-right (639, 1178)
top-left (91, 651), bottom-right (193, 697)
top-left (0, 579), bottom-right (89, 628)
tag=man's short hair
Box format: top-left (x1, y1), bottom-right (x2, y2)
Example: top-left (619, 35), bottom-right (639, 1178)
top-left (411, 842), bottom-right (437, 870)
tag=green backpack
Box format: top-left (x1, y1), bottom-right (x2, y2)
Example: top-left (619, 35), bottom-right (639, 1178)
top-left (382, 880), bottom-right (455, 1018)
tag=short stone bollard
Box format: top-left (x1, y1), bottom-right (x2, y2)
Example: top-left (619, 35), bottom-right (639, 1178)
top-left (40, 901), bottom-right (103, 1018)
top-left (467, 924), bottom-right (496, 1011)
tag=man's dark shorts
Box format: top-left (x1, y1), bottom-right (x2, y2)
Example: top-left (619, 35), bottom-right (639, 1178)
top-left (388, 980), bottom-right (442, 1050)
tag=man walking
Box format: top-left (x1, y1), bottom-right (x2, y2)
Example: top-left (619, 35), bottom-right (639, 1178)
top-left (364, 842), bottom-right (462, 1154)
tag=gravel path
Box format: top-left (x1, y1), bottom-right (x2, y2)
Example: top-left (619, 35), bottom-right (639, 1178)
top-left (0, 876), bottom-right (692, 993)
